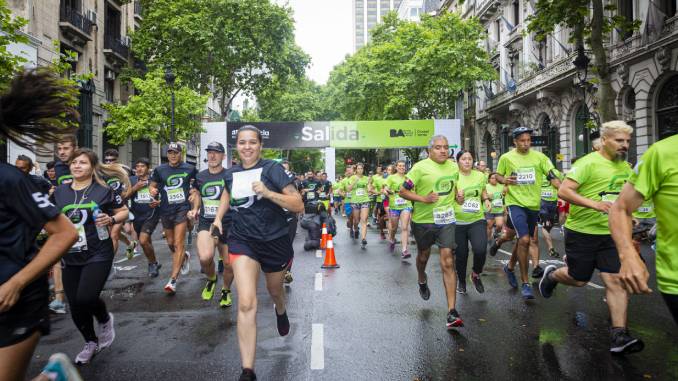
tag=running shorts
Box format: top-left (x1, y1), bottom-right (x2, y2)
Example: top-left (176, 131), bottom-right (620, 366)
top-left (564, 228), bottom-right (620, 282)
top-left (0, 277), bottom-right (50, 348)
top-left (411, 222), bottom-right (456, 250)
top-left (351, 202), bottom-right (370, 210)
top-left (133, 213), bottom-right (160, 236)
top-left (344, 203), bottom-right (353, 216)
top-left (161, 211), bottom-right (188, 229)
top-left (228, 234), bottom-right (294, 273)
top-left (539, 200), bottom-right (559, 232)
top-left (506, 205), bottom-right (539, 239)
top-left (389, 208), bottom-right (412, 218)
top-left (198, 218), bottom-right (230, 245)
top-left (485, 212), bottom-right (504, 219)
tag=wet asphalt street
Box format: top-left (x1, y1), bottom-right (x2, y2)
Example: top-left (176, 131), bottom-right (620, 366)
top-left (28, 215), bottom-right (677, 381)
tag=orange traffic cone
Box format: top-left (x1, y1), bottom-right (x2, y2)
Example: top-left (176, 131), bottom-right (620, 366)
top-left (321, 234), bottom-right (340, 269)
top-left (320, 223), bottom-right (328, 249)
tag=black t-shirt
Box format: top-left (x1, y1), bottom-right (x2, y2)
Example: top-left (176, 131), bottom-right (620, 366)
top-left (318, 180), bottom-right (332, 200)
top-left (29, 174), bottom-right (52, 194)
top-left (129, 175), bottom-right (155, 221)
top-left (0, 164), bottom-right (61, 304)
top-left (54, 160), bottom-right (72, 186)
top-left (150, 162), bottom-right (197, 216)
top-left (302, 178), bottom-right (322, 204)
top-left (193, 168), bottom-right (232, 224)
top-left (225, 159), bottom-right (295, 241)
top-left (54, 182), bottom-right (124, 266)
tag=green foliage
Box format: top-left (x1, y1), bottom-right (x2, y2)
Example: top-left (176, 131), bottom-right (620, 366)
top-left (0, 0), bottom-right (28, 89)
top-left (132, 0), bottom-right (310, 116)
top-left (255, 76), bottom-right (328, 121)
top-left (102, 68), bottom-right (208, 144)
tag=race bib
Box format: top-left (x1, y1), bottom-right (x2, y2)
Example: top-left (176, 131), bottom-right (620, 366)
top-left (395, 197), bottom-right (407, 206)
top-left (203, 199), bottom-right (220, 218)
top-left (355, 189), bottom-right (366, 197)
top-left (601, 193), bottom-right (618, 203)
top-left (307, 191), bottom-right (316, 200)
top-left (319, 192), bottom-right (327, 199)
top-left (135, 188), bottom-right (152, 204)
top-left (492, 198), bottom-right (503, 208)
top-left (166, 187), bottom-right (186, 204)
top-left (462, 199), bottom-right (481, 213)
top-left (516, 167), bottom-right (536, 185)
top-left (433, 206), bottom-right (456, 225)
top-left (637, 205), bottom-right (652, 213)
top-left (541, 189), bottom-right (553, 199)
top-left (70, 225), bottom-right (88, 253)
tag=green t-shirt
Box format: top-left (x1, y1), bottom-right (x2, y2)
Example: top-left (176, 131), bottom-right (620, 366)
top-left (385, 173), bottom-right (412, 210)
top-left (453, 170), bottom-right (487, 224)
top-left (564, 151), bottom-right (632, 235)
top-left (629, 135), bottom-right (678, 294)
top-left (340, 177), bottom-right (353, 203)
top-left (632, 199), bottom-right (656, 219)
top-left (485, 183), bottom-right (505, 214)
top-left (406, 158), bottom-right (459, 224)
top-left (371, 174), bottom-right (386, 201)
top-left (349, 175), bottom-right (370, 203)
top-left (497, 149), bottom-right (555, 211)
top-left (333, 185), bottom-right (342, 197)
top-left (540, 173), bottom-right (559, 202)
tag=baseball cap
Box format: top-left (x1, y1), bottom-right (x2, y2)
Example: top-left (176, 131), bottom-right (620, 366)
top-left (205, 141), bottom-right (225, 153)
top-left (512, 127), bottom-right (533, 139)
top-left (167, 142), bottom-right (181, 153)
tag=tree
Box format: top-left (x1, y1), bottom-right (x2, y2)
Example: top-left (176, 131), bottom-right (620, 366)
top-left (526, 0), bottom-right (639, 122)
top-left (0, 0), bottom-right (28, 89)
top-left (255, 76), bottom-right (328, 121)
top-left (132, 0), bottom-right (310, 118)
top-left (102, 69), bottom-right (207, 145)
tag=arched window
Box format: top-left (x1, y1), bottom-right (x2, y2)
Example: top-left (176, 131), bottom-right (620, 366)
top-left (656, 75), bottom-right (678, 141)
top-left (540, 115), bottom-right (558, 165)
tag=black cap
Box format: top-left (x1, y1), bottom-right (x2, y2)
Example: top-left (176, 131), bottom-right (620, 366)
top-left (205, 141), bottom-right (225, 153)
top-left (167, 142), bottom-right (181, 153)
top-left (512, 127), bottom-right (533, 139)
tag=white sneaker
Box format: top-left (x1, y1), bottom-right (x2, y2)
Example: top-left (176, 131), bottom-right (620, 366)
top-left (98, 313), bottom-right (115, 350)
top-left (180, 251), bottom-right (191, 275)
top-left (74, 342), bottom-right (98, 365)
top-left (164, 279), bottom-right (177, 295)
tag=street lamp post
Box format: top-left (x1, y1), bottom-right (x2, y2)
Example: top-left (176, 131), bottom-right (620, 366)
top-left (573, 45), bottom-right (591, 153)
top-left (164, 66), bottom-right (176, 142)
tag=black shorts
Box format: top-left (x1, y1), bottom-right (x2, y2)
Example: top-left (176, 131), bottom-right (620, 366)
top-left (564, 228), bottom-right (620, 282)
top-left (0, 280), bottom-right (50, 348)
top-left (198, 218), bottom-right (230, 245)
top-left (539, 200), bottom-right (559, 232)
top-left (228, 234), bottom-right (294, 273)
top-left (375, 200), bottom-right (385, 214)
top-left (161, 211), bottom-right (188, 229)
top-left (133, 212), bottom-right (160, 236)
top-left (411, 222), bottom-right (456, 250)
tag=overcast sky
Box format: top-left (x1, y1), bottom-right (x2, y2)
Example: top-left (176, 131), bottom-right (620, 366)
top-left (286, 0), bottom-right (353, 84)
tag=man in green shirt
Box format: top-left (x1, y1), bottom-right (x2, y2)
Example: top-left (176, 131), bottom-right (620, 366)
top-left (539, 171), bottom-right (562, 258)
top-left (400, 135), bottom-right (464, 329)
top-left (540, 120), bottom-right (644, 354)
top-left (494, 127), bottom-right (561, 299)
top-left (370, 165), bottom-right (388, 240)
top-left (610, 134), bottom-right (678, 325)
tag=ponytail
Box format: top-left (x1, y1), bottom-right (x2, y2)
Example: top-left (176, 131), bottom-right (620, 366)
top-left (98, 163), bottom-right (132, 199)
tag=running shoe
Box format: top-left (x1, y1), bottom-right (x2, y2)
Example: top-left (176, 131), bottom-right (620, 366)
top-left (549, 248), bottom-right (560, 258)
top-left (218, 258), bottom-right (224, 274)
top-left (284, 270), bottom-right (294, 284)
top-left (521, 283), bottom-right (535, 300)
top-left (471, 272), bottom-right (485, 293)
top-left (180, 251), bottom-right (191, 275)
top-left (49, 299), bottom-right (67, 314)
top-left (202, 279), bottom-right (216, 301)
top-left (275, 306), bottom-right (290, 336)
top-left (148, 262), bottom-right (161, 278)
top-left (503, 264), bottom-right (518, 288)
top-left (361, 239), bottom-right (367, 249)
top-left (125, 241), bottom-right (138, 260)
top-left (40, 353), bottom-right (83, 381)
top-left (539, 265), bottom-right (558, 298)
top-left (74, 342), bottom-right (98, 365)
top-left (219, 289), bottom-right (233, 308)
top-left (98, 313), bottom-right (115, 350)
top-left (418, 275), bottom-right (431, 300)
top-left (350, 228), bottom-right (356, 240)
top-left (401, 249), bottom-right (411, 259)
top-left (532, 265), bottom-right (544, 279)
top-left (239, 368), bottom-right (257, 381)
top-left (610, 328), bottom-right (645, 354)
top-left (164, 279), bottom-right (177, 295)
top-left (446, 309), bottom-right (464, 329)
top-left (389, 240), bottom-right (396, 253)
top-left (457, 280), bottom-right (467, 294)
top-left (489, 240), bottom-right (500, 256)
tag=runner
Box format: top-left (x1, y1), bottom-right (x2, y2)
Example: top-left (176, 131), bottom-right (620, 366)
top-left (539, 120), bottom-right (644, 353)
top-left (384, 160), bottom-right (412, 259)
top-left (128, 158), bottom-right (162, 277)
top-left (370, 165), bottom-right (388, 240)
top-left (494, 126), bottom-right (561, 299)
top-left (318, 172), bottom-right (332, 216)
top-left (399, 135), bottom-right (464, 329)
top-left (188, 142), bottom-right (234, 307)
top-left (55, 135), bottom-right (76, 186)
top-left (453, 150), bottom-right (489, 294)
top-left (0, 69), bottom-right (79, 381)
top-left (485, 172), bottom-right (506, 241)
top-left (610, 133), bottom-right (678, 324)
top-left (101, 149), bottom-right (134, 258)
top-left (340, 166), bottom-right (355, 231)
top-left (44, 160), bottom-right (58, 189)
top-left (53, 148), bottom-right (129, 364)
top-left (347, 163), bottom-right (371, 248)
top-left (332, 175), bottom-right (343, 217)
top-left (149, 143), bottom-right (197, 294)
top-left (212, 125), bottom-right (303, 381)
top-left (539, 170), bottom-right (562, 258)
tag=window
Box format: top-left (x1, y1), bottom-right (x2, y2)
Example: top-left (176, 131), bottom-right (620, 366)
top-left (104, 79), bottom-right (114, 102)
top-left (512, 0), bottom-right (520, 26)
top-left (618, 0), bottom-right (633, 40)
top-left (495, 19), bottom-right (501, 41)
top-left (656, 75), bottom-right (678, 140)
top-left (660, 0), bottom-right (676, 17)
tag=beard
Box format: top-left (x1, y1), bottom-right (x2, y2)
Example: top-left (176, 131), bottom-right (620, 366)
top-left (614, 151), bottom-right (628, 161)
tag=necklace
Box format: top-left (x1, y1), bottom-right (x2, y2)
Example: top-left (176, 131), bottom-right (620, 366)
top-left (68, 182), bottom-right (94, 220)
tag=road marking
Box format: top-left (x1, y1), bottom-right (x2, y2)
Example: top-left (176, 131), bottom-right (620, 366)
top-left (113, 265), bottom-right (137, 271)
top-left (496, 249), bottom-right (604, 289)
top-left (114, 257), bottom-right (128, 264)
top-left (316, 250), bottom-right (322, 258)
top-left (315, 273), bottom-right (323, 291)
top-left (311, 324), bottom-right (324, 370)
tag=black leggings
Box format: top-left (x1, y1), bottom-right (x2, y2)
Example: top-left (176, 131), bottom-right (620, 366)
top-left (62, 261), bottom-right (112, 342)
top-left (662, 293), bottom-right (678, 325)
top-left (455, 220), bottom-right (488, 281)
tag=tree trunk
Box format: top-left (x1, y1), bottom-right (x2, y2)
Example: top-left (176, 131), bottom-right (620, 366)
top-left (591, 0), bottom-right (617, 122)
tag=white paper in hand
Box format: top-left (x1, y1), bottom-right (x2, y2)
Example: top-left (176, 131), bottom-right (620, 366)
top-left (231, 168), bottom-right (263, 199)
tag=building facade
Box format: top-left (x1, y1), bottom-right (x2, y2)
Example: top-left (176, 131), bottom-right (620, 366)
top-left (353, 0), bottom-right (404, 51)
top-left (443, 0), bottom-right (678, 170)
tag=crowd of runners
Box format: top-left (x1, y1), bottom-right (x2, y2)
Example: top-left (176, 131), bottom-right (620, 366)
top-left (0, 69), bottom-right (676, 381)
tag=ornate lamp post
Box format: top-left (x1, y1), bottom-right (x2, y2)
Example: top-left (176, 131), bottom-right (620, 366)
top-left (573, 45), bottom-right (592, 153)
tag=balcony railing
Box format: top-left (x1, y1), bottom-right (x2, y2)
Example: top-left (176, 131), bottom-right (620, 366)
top-left (104, 35), bottom-right (130, 60)
top-left (59, 7), bottom-right (93, 36)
